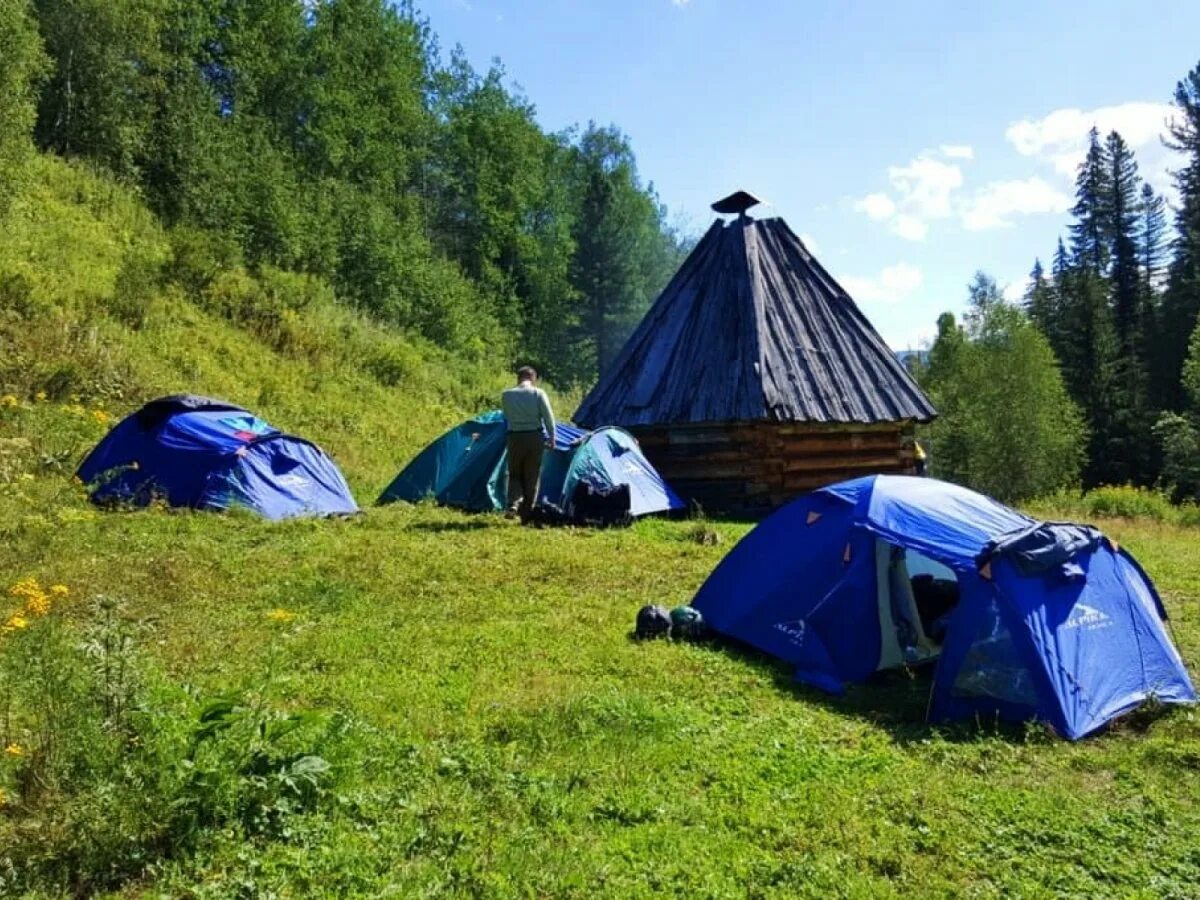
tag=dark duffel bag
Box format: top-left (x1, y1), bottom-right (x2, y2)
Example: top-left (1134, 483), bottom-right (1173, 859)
top-left (570, 481), bottom-right (632, 528)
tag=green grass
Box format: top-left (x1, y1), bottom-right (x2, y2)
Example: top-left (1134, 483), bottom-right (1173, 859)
top-left (2, 153), bottom-right (1200, 897)
top-left (3, 420), bottom-right (1200, 896)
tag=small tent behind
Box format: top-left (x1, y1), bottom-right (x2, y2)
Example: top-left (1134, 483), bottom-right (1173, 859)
top-left (77, 395), bottom-right (359, 520)
top-left (692, 475), bottom-right (1194, 740)
top-left (377, 410), bottom-right (683, 519)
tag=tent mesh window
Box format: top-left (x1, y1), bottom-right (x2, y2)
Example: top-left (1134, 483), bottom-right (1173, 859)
top-left (951, 596), bottom-right (1038, 706)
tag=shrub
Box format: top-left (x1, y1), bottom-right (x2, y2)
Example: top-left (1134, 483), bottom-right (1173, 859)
top-left (1032, 484), bottom-right (1200, 527)
top-left (166, 226), bottom-right (244, 298)
top-left (1080, 485), bottom-right (1176, 521)
top-left (1154, 412), bottom-right (1200, 503)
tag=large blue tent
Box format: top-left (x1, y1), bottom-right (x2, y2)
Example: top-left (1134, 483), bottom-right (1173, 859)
top-left (77, 395), bottom-right (359, 520)
top-left (692, 475), bottom-right (1194, 739)
top-left (377, 410), bottom-right (683, 519)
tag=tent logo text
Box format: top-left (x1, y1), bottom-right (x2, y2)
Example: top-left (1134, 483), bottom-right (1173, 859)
top-left (773, 619), bottom-right (807, 646)
top-left (1065, 603), bottom-right (1113, 631)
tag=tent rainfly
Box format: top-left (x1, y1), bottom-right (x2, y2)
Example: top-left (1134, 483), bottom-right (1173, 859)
top-left (575, 191), bottom-right (937, 516)
top-left (692, 475), bottom-right (1195, 739)
top-left (77, 395), bottom-right (359, 520)
top-left (376, 411), bottom-right (683, 520)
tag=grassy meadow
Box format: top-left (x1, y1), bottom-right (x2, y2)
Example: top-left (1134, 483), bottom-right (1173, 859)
top-left (3, 429), bottom-right (1200, 897)
top-left (2, 157), bottom-right (1200, 897)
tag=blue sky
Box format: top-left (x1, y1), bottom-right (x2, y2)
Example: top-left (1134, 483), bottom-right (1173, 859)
top-left (427, 0), bottom-right (1200, 348)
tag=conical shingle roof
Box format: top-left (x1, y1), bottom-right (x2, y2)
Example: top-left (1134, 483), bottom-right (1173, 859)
top-left (575, 214), bottom-right (937, 428)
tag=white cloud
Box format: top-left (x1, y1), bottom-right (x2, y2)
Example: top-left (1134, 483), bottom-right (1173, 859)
top-left (1006, 101), bottom-right (1183, 194)
top-left (961, 177), bottom-right (1071, 231)
top-left (671, 0), bottom-right (692, 5)
top-left (940, 144), bottom-right (975, 160)
top-left (840, 263), bottom-right (923, 305)
top-left (891, 214), bottom-right (928, 242)
top-left (853, 149), bottom-right (965, 241)
top-left (799, 232), bottom-right (820, 253)
top-left (854, 192), bottom-right (895, 221)
top-left (887, 155), bottom-right (963, 219)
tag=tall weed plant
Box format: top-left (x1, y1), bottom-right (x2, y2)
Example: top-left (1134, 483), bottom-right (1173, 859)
top-left (0, 579), bottom-right (347, 896)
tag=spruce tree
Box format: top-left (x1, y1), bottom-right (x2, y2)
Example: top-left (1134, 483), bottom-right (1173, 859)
top-left (1139, 183), bottom-right (1168, 288)
top-left (1052, 236), bottom-right (1071, 280)
top-left (1069, 128), bottom-right (1112, 275)
top-left (1104, 131), bottom-right (1143, 354)
top-left (1161, 60), bottom-right (1200, 410)
top-left (1139, 182), bottom-right (1169, 415)
top-left (1054, 265), bottom-right (1122, 486)
top-left (1103, 132), bottom-right (1158, 482)
top-left (1024, 258), bottom-right (1059, 352)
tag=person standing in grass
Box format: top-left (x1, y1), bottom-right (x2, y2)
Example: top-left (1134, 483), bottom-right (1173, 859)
top-left (501, 366), bottom-right (556, 520)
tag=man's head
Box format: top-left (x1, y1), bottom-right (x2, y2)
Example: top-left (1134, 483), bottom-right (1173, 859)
top-left (516, 365), bottom-right (537, 385)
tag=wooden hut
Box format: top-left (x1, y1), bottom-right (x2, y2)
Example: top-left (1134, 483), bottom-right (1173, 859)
top-left (574, 191), bottom-right (937, 517)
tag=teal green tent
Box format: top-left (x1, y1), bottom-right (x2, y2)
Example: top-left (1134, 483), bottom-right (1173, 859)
top-left (377, 410), bottom-right (683, 517)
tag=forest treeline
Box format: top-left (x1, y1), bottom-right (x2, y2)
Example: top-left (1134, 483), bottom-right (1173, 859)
top-left (920, 59), bottom-right (1200, 503)
top-left (0, 0), bottom-right (688, 387)
top-left (8, 2), bottom-right (1200, 504)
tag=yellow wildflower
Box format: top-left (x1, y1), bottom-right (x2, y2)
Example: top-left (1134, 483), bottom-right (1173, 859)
top-left (4, 744), bottom-right (23, 757)
top-left (25, 593), bottom-right (50, 616)
top-left (50, 584), bottom-right (69, 597)
top-left (4, 615), bottom-right (29, 631)
top-left (0, 395), bottom-right (17, 409)
top-left (0, 788), bottom-right (6, 807)
top-left (35, 390), bottom-right (47, 402)
top-left (265, 608), bottom-right (296, 623)
top-left (91, 409), bottom-right (111, 425)
top-left (9, 577), bottom-right (40, 600)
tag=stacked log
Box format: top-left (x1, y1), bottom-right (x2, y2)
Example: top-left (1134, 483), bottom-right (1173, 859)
top-left (631, 421), bottom-right (916, 518)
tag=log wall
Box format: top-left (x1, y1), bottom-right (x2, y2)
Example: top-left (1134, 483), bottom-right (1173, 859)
top-left (631, 421), bottom-right (917, 518)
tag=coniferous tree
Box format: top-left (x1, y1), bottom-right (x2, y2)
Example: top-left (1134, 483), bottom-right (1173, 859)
top-left (1055, 265), bottom-right (1122, 486)
top-left (1160, 61), bottom-right (1200, 410)
top-left (1052, 236), bottom-right (1071, 280)
top-left (568, 123), bottom-right (683, 383)
top-left (1139, 182), bottom-right (1169, 402)
top-left (1140, 183), bottom-right (1168, 288)
top-left (1024, 258), bottom-right (1060, 351)
top-left (1069, 128), bottom-right (1112, 275)
top-left (1103, 131), bottom-right (1157, 482)
top-left (1104, 131), bottom-right (1143, 354)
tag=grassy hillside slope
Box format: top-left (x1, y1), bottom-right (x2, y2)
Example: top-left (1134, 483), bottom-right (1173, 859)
top-left (0, 156), bottom-right (509, 496)
top-left (2, 157), bottom-right (1199, 897)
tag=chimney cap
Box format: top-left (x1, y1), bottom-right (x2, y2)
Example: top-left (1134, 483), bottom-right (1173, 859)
top-left (711, 190), bottom-right (764, 215)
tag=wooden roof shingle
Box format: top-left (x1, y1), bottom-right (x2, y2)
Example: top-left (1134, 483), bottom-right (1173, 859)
top-left (575, 214), bottom-right (937, 428)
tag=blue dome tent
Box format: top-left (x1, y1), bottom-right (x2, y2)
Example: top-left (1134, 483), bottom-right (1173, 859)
top-left (77, 395), bottom-right (359, 520)
top-left (692, 475), bottom-right (1194, 740)
top-left (377, 410), bottom-right (684, 520)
